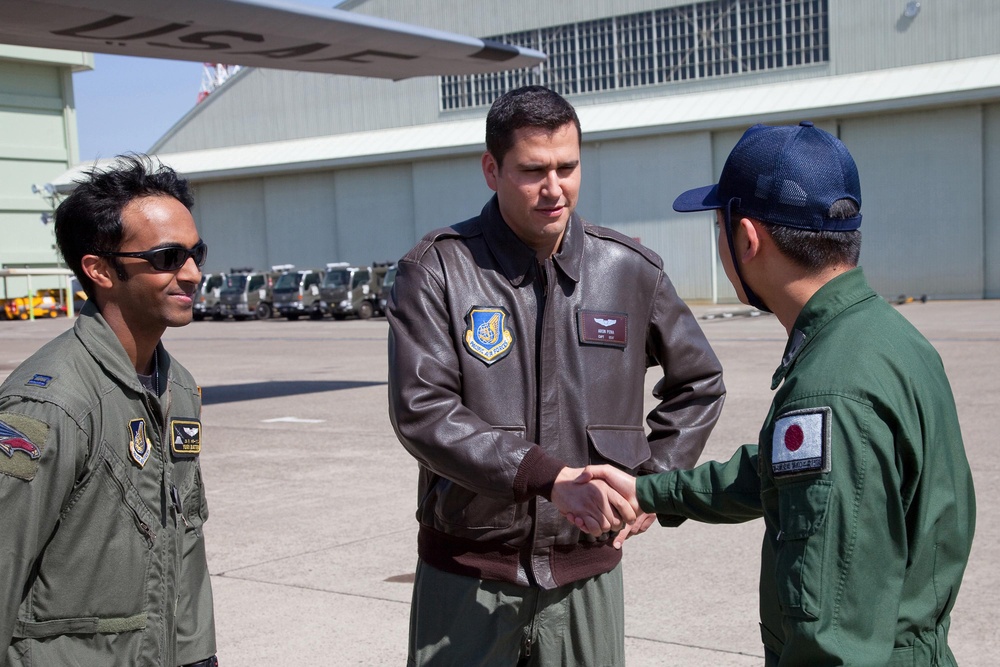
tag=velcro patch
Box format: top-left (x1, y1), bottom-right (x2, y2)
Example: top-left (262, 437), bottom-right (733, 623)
top-left (578, 310), bottom-right (628, 348)
top-left (0, 413), bottom-right (48, 481)
top-left (463, 306), bottom-right (514, 365)
top-left (25, 374), bottom-right (53, 388)
top-left (171, 419), bottom-right (202, 457)
top-left (129, 419), bottom-right (152, 468)
top-left (771, 407), bottom-right (831, 477)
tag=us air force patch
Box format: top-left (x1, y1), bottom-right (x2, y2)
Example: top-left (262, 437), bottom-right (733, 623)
top-left (464, 306), bottom-right (514, 365)
top-left (171, 419), bottom-right (202, 457)
top-left (128, 419), bottom-right (152, 468)
top-left (771, 407), bottom-right (831, 477)
top-left (0, 414), bottom-right (47, 481)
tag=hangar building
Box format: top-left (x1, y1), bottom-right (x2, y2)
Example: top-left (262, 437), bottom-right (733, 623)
top-left (0, 46), bottom-right (90, 298)
top-left (72, 1), bottom-right (1000, 300)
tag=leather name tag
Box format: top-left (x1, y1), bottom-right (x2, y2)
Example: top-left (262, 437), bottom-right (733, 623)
top-left (578, 310), bottom-right (628, 348)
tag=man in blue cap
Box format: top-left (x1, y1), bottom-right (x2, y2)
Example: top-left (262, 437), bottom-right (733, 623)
top-left (576, 121), bottom-right (976, 665)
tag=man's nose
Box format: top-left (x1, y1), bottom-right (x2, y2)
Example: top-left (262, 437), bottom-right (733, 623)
top-left (541, 170), bottom-right (562, 197)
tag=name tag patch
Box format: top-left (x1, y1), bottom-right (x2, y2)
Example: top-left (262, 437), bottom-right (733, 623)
top-left (464, 306), bottom-right (514, 365)
top-left (771, 407), bottom-right (831, 477)
top-left (171, 419), bottom-right (202, 457)
top-left (578, 310), bottom-right (628, 348)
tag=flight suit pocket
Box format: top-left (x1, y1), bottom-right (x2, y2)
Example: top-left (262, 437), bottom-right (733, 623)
top-left (28, 443), bottom-right (158, 633)
top-left (587, 426), bottom-right (650, 471)
top-left (774, 480), bottom-right (832, 619)
top-left (173, 459), bottom-right (208, 529)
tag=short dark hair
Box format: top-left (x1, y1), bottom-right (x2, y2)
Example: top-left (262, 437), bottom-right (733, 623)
top-left (54, 154), bottom-right (194, 298)
top-left (744, 199), bottom-right (862, 270)
top-left (485, 86), bottom-right (581, 167)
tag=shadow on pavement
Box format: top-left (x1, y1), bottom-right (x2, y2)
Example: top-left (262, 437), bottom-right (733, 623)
top-left (201, 380), bottom-right (386, 405)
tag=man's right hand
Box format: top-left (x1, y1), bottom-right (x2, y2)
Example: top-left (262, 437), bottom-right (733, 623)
top-left (550, 466), bottom-right (639, 536)
top-left (575, 465), bottom-right (638, 505)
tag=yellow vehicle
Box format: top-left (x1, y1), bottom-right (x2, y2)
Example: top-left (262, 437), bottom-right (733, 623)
top-left (2, 292), bottom-right (63, 320)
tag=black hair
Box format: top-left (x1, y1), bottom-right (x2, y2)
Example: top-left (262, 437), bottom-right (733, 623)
top-left (741, 199), bottom-right (862, 270)
top-left (485, 86), bottom-right (581, 168)
top-left (54, 154), bottom-right (193, 298)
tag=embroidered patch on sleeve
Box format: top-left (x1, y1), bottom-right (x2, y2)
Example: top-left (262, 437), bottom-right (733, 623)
top-left (577, 310), bottom-right (628, 348)
top-left (25, 374), bottom-right (53, 388)
top-left (771, 407), bottom-right (831, 477)
top-left (463, 306), bottom-right (514, 365)
top-left (0, 413), bottom-right (49, 481)
top-left (171, 419), bottom-right (202, 457)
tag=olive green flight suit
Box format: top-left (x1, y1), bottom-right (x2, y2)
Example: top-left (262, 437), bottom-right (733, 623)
top-left (0, 301), bottom-right (216, 666)
top-left (636, 268), bottom-right (975, 666)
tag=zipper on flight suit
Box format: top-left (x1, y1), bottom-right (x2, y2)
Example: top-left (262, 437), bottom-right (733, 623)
top-left (170, 484), bottom-right (190, 528)
top-left (104, 459), bottom-right (156, 547)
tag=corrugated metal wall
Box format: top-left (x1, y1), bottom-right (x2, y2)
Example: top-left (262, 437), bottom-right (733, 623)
top-left (412, 155), bottom-right (494, 240)
top-left (843, 108), bottom-right (985, 299)
top-left (333, 164), bottom-right (414, 265)
top-left (168, 1), bottom-right (1000, 300)
top-left (986, 103), bottom-right (1000, 299)
top-left (831, 0), bottom-right (1000, 75)
top-left (580, 132), bottom-right (717, 299)
top-left (186, 98), bottom-right (1000, 301)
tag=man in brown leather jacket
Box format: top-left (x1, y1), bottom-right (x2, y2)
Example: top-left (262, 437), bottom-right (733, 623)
top-left (387, 86), bottom-right (725, 666)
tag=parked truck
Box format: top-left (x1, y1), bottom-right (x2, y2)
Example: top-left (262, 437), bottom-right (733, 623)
top-left (377, 264), bottom-right (396, 315)
top-left (320, 261), bottom-right (392, 320)
top-left (272, 266), bottom-right (325, 320)
top-left (218, 267), bottom-right (283, 320)
top-left (193, 272), bottom-right (225, 321)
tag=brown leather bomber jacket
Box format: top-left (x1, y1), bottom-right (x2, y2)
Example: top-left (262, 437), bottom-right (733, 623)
top-left (387, 196), bottom-right (725, 590)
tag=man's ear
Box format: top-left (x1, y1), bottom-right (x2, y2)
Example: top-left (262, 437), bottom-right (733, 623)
top-left (481, 151), bottom-right (499, 192)
top-left (737, 217), bottom-right (764, 264)
top-left (81, 254), bottom-right (115, 290)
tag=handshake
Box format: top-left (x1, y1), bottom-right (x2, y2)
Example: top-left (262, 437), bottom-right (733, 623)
top-left (551, 465), bottom-right (655, 549)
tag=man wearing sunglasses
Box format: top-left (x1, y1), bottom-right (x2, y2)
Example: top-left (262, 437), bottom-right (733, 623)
top-left (0, 155), bottom-right (218, 667)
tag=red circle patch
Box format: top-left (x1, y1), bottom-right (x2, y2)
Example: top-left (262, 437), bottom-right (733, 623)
top-left (784, 424), bottom-right (804, 452)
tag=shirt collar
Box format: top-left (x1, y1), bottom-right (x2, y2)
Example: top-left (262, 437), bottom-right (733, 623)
top-left (74, 300), bottom-right (167, 395)
top-left (480, 195), bottom-right (584, 287)
top-left (771, 267), bottom-right (877, 389)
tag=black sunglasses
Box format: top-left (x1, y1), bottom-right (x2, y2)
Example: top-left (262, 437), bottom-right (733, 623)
top-left (102, 240), bottom-right (208, 272)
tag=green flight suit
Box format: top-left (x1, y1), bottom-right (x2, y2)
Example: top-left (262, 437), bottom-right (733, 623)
top-left (636, 268), bottom-right (975, 666)
top-left (0, 301), bottom-right (216, 666)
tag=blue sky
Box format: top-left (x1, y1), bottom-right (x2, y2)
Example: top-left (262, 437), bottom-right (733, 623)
top-left (73, 55), bottom-right (203, 162)
top-left (72, 0), bottom-right (343, 163)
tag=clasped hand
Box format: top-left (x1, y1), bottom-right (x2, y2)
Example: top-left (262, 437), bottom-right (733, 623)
top-left (551, 465), bottom-right (655, 548)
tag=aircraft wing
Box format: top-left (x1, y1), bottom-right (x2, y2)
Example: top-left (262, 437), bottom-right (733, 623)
top-left (0, 0), bottom-right (545, 79)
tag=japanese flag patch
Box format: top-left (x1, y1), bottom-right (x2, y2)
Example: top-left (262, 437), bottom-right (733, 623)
top-left (771, 407), bottom-right (831, 477)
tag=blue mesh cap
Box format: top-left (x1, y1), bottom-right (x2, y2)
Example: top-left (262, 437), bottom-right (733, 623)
top-left (673, 121), bottom-right (862, 231)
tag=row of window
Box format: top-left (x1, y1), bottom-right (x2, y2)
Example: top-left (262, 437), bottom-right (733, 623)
top-left (440, 0), bottom-right (828, 110)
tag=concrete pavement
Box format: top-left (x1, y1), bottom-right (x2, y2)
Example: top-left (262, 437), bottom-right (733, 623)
top-left (0, 298), bottom-right (996, 665)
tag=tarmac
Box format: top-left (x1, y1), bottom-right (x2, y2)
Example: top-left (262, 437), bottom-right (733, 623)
top-left (0, 298), bottom-right (996, 666)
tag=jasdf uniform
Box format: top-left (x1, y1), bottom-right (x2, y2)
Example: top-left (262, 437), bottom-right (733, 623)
top-left (636, 268), bottom-right (975, 666)
top-left (0, 301), bottom-right (216, 666)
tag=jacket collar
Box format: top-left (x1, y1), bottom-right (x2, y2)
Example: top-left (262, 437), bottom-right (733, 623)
top-left (771, 267), bottom-right (877, 389)
top-left (74, 300), bottom-right (167, 395)
top-left (480, 195), bottom-right (584, 287)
